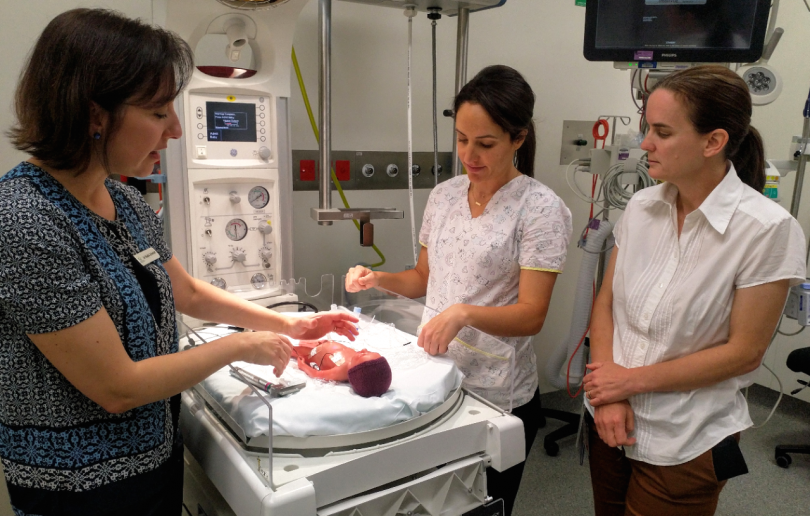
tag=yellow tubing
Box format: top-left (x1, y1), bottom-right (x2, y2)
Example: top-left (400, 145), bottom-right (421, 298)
top-left (292, 46), bottom-right (386, 268)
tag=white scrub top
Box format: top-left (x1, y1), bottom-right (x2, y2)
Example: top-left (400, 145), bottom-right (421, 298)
top-left (587, 164), bottom-right (806, 465)
top-left (419, 174), bottom-right (572, 409)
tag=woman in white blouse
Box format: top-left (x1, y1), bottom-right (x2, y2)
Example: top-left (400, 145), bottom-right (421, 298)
top-left (582, 65), bottom-right (806, 515)
top-left (345, 65), bottom-right (572, 515)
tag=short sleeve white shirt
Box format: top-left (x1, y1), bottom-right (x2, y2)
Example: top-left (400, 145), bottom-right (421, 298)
top-left (419, 174), bottom-right (573, 409)
top-left (591, 164), bottom-right (806, 465)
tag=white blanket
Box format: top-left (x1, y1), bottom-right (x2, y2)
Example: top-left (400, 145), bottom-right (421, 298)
top-left (190, 317), bottom-right (463, 438)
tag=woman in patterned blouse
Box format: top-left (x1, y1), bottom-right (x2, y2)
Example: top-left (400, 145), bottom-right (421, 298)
top-left (345, 65), bottom-right (573, 516)
top-left (0, 9), bottom-right (357, 515)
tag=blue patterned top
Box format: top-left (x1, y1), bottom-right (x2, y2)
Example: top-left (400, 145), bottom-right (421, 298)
top-left (0, 162), bottom-right (179, 503)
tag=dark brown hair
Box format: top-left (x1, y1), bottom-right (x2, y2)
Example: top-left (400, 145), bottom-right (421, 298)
top-left (453, 65), bottom-right (537, 177)
top-left (651, 65), bottom-right (765, 192)
top-left (8, 8), bottom-right (193, 174)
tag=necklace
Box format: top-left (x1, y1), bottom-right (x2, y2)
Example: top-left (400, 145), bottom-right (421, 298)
top-left (470, 187), bottom-right (493, 207)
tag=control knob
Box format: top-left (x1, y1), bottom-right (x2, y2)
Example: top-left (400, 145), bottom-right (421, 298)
top-left (259, 247), bottom-right (273, 261)
top-left (203, 251), bottom-right (217, 267)
top-left (259, 146), bottom-right (272, 161)
top-left (229, 191), bottom-right (241, 204)
top-left (258, 222), bottom-right (273, 235)
top-left (231, 248), bottom-right (247, 263)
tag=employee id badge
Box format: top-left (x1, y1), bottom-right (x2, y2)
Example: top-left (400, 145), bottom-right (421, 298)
top-left (463, 498), bottom-right (505, 516)
top-left (134, 247), bottom-right (160, 266)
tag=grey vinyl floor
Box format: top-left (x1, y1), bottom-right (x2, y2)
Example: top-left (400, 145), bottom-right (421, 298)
top-left (514, 384), bottom-right (810, 516)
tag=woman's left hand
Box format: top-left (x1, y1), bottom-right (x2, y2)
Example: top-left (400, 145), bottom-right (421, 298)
top-left (417, 305), bottom-right (468, 355)
top-left (285, 312), bottom-right (359, 341)
top-left (583, 362), bottom-right (638, 406)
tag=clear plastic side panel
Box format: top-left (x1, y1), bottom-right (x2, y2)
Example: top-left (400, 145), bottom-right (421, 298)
top-left (179, 278), bottom-right (514, 457)
top-left (278, 274), bottom-right (334, 312)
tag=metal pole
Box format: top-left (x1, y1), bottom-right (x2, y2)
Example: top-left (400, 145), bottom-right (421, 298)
top-left (789, 117), bottom-right (809, 219)
top-left (451, 8), bottom-right (469, 177)
top-left (318, 0), bottom-right (332, 225)
top-left (432, 17), bottom-right (439, 187)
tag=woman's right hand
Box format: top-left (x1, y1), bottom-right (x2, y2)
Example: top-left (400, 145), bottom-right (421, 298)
top-left (345, 265), bottom-right (379, 292)
top-left (593, 400), bottom-right (637, 447)
top-left (237, 331), bottom-right (294, 377)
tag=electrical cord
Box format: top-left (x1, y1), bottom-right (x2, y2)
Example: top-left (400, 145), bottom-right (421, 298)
top-left (631, 69), bottom-right (643, 114)
top-left (266, 301), bottom-right (319, 313)
top-left (746, 284), bottom-right (810, 429)
top-left (601, 158), bottom-right (655, 210)
top-left (749, 361), bottom-right (784, 428)
top-left (777, 310), bottom-right (805, 336)
top-left (778, 326), bottom-right (805, 337)
top-left (565, 158), bottom-right (653, 211)
top-left (748, 312), bottom-right (788, 428)
top-left (565, 158), bottom-right (601, 205)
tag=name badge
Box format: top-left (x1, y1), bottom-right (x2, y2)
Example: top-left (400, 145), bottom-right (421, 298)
top-left (134, 247), bottom-right (159, 266)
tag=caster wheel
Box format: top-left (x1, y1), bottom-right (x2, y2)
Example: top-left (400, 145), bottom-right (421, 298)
top-left (545, 441), bottom-right (560, 457)
top-left (776, 454), bottom-right (792, 469)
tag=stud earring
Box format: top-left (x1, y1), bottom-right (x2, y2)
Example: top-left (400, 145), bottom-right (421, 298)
top-left (93, 132), bottom-right (101, 140)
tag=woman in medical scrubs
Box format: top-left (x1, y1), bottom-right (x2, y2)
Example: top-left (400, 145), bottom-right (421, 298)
top-left (582, 65), bottom-right (806, 515)
top-left (0, 9), bottom-right (357, 515)
top-left (345, 65), bottom-right (573, 515)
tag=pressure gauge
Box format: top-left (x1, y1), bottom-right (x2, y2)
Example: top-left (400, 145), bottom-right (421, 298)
top-left (251, 273), bottom-right (268, 289)
top-left (211, 277), bottom-right (226, 289)
top-left (225, 218), bottom-right (248, 241)
top-left (248, 186), bottom-right (269, 209)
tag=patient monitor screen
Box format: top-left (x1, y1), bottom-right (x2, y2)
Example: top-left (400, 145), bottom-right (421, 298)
top-left (595, 0), bottom-right (759, 50)
top-left (206, 102), bottom-right (257, 142)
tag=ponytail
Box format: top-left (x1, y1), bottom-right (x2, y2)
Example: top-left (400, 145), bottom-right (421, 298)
top-left (515, 122), bottom-right (536, 178)
top-left (730, 126), bottom-right (765, 192)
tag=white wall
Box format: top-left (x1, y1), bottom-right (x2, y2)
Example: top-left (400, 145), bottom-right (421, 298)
top-left (288, 0), bottom-right (810, 395)
top-left (0, 1), bottom-right (155, 172)
top-left (0, 0), bottom-right (808, 400)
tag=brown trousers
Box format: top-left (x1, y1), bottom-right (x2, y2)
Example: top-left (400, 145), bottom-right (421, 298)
top-left (588, 417), bottom-right (737, 516)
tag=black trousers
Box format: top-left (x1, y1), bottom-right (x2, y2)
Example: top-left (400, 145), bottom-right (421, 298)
top-left (486, 388), bottom-right (544, 516)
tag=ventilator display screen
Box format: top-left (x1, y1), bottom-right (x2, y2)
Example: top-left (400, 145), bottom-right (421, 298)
top-left (583, 0), bottom-right (770, 63)
top-left (206, 102), bottom-right (257, 142)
